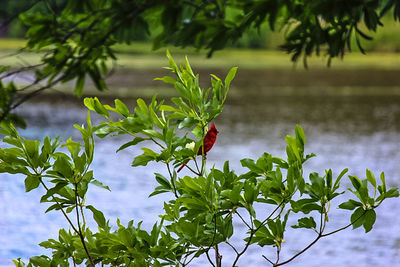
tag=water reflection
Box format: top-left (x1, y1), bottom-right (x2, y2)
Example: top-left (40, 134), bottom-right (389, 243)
top-left (1, 86), bottom-right (399, 266)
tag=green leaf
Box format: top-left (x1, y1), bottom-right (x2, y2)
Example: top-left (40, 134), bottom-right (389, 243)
top-left (240, 158), bottom-right (264, 174)
top-left (290, 198), bottom-right (321, 214)
top-left (24, 175), bottom-right (41, 192)
top-left (351, 207), bottom-right (366, 230)
top-left (285, 135), bottom-right (300, 161)
top-left (116, 137), bottom-right (146, 152)
top-left (244, 180), bottom-right (257, 204)
top-left (3, 136), bottom-right (22, 148)
top-left (132, 153), bottom-right (154, 167)
top-left (29, 256), bottom-right (51, 266)
top-left (91, 179), bottom-right (111, 191)
top-left (154, 76), bottom-right (176, 84)
top-left (115, 99), bottom-right (130, 117)
top-left (74, 73), bottom-right (85, 97)
top-left (349, 175), bottom-right (362, 190)
top-left (292, 217), bottom-right (316, 229)
top-left (384, 188), bottom-right (399, 198)
top-left (295, 125), bottom-right (305, 145)
top-left (93, 97), bottom-right (109, 117)
top-left (53, 156), bottom-right (73, 179)
top-left (378, 172), bottom-right (387, 194)
top-left (363, 209), bottom-right (376, 233)
top-left (155, 173), bottom-right (171, 189)
top-left (339, 199), bottom-right (362, 210)
top-left (84, 97), bottom-right (95, 111)
top-left (87, 205), bottom-right (106, 228)
top-left (366, 169), bottom-right (376, 188)
top-left (333, 168), bottom-right (348, 189)
top-left (24, 139), bottom-right (40, 159)
top-left (137, 98), bottom-right (149, 114)
top-left (224, 67), bottom-right (238, 89)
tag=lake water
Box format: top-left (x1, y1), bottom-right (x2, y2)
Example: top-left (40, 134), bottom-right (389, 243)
top-left (0, 82), bottom-right (400, 266)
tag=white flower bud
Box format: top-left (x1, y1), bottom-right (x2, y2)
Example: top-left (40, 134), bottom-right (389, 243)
top-left (185, 142), bottom-right (195, 151)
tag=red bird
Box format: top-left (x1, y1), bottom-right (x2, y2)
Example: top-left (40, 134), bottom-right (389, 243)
top-left (177, 123), bottom-right (219, 172)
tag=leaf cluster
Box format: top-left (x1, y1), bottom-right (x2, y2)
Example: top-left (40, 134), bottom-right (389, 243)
top-left (1, 54), bottom-right (398, 267)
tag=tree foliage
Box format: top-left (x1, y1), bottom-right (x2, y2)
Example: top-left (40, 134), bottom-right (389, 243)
top-left (1, 53), bottom-right (398, 267)
top-left (1, 0), bottom-right (400, 124)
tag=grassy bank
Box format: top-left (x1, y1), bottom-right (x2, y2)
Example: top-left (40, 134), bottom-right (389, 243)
top-left (1, 38), bottom-right (400, 71)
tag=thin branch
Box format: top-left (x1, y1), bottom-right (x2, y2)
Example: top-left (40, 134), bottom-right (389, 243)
top-left (74, 184), bottom-right (95, 267)
top-left (275, 246), bottom-right (281, 265)
top-left (205, 250), bottom-right (216, 267)
top-left (166, 162), bottom-right (179, 198)
top-left (274, 234), bottom-right (321, 267)
top-left (39, 179), bottom-right (79, 234)
top-left (274, 209), bottom-right (368, 266)
top-left (321, 209), bottom-right (367, 237)
top-left (0, 63), bottom-right (44, 80)
top-left (182, 249), bottom-right (197, 266)
top-left (232, 202), bottom-right (284, 267)
top-left (257, 202), bottom-right (285, 231)
top-left (225, 240), bottom-right (239, 255)
top-left (262, 255), bottom-right (274, 265)
top-left (235, 210), bottom-right (252, 230)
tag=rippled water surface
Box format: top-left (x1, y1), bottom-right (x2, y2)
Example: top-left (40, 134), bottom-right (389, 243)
top-left (1, 85), bottom-right (400, 267)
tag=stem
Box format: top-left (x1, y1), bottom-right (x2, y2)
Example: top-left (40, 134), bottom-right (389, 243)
top-left (225, 240), bottom-right (239, 255)
top-left (232, 202), bottom-right (284, 267)
top-left (215, 244), bottom-right (222, 267)
top-left (183, 249), bottom-right (197, 266)
top-left (257, 202), bottom-right (285, 232)
top-left (71, 255), bottom-right (77, 267)
top-left (39, 180), bottom-right (80, 234)
top-left (321, 209), bottom-right (367, 237)
top-left (194, 157), bottom-right (201, 174)
top-left (0, 63), bottom-right (44, 80)
top-left (275, 246), bottom-right (281, 265)
top-left (235, 210), bottom-right (252, 230)
top-left (274, 209), bottom-right (368, 266)
top-left (150, 137), bottom-right (166, 149)
top-left (263, 255), bottom-right (274, 265)
top-left (166, 163), bottom-right (179, 198)
top-left (205, 250), bottom-right (216, 267)
top-left (274, 234), bottom-right (321, 266)
top-left (74, 184), bottom-right (95, 267)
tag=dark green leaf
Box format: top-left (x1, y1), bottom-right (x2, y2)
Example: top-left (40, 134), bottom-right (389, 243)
top-left (363, 209), bottom-right (376, 233)
top-left (24, 175), bottom-right (41, 192)
top-left (87, 205), bottom-right (106, 228)
top-left (351, 207), bottom-right (366, 230)
top-left (117, 137), bottom-right (146, 152)
top-left (339, 199), bottom-right (362, 210)
top-left (292, 217), bottom-right (316, 229)
top-left (366, 169), bottom-right (376, 188)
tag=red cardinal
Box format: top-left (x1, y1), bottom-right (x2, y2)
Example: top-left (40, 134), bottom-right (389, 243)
top-left (177, 123), bottom-right (219, 172)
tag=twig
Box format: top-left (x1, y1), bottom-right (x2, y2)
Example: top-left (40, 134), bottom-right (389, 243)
top-left (225, 240), bottom-right (239, 255)
top-left (74, 184), bottom-right (95, 267)
top-left (232, 202), bottom-right (284, 266)
top-left (166, 162), bottom-right (179, 198)
top-left (0, 63), bottom-right (44, 80)
top-left (205, 250), bottom-right (216, 267)
top-left (274, 209), bottom-right (367, 266)
top-left (262, 255), bottom-right (274, 265)
top-left (235, 210), bottom-right (252, 230)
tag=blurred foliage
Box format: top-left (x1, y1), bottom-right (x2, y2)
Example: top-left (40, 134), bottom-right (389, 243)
top-left (0, 0), bottom-right (399, 125)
